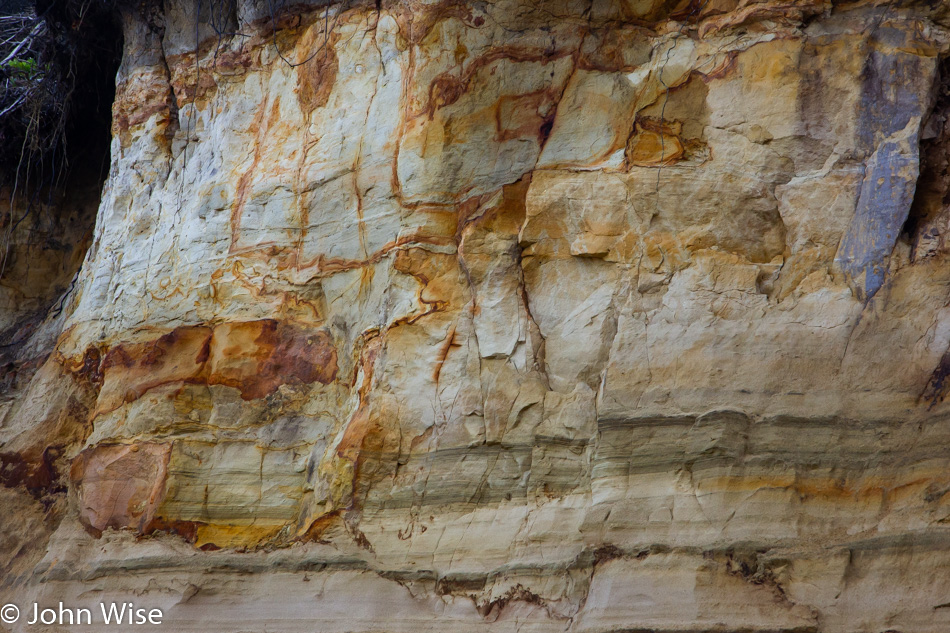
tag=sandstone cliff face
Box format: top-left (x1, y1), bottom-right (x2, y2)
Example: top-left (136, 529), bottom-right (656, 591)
top-left (2, 0), bottom-right (950, 631)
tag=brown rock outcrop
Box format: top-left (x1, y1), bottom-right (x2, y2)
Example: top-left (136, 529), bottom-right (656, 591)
top-left (2, 0), bottom-right (950, 631)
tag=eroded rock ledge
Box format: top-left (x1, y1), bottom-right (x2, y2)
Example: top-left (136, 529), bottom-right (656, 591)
top-left (3, 0), bottom-right (950, 631)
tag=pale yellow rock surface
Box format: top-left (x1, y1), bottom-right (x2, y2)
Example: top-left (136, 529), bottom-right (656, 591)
top-left (2, 0), bottom-right (950, 631)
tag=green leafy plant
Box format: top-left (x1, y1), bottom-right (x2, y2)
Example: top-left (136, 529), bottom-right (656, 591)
top-left (3, 57), bottom-right (40, 78)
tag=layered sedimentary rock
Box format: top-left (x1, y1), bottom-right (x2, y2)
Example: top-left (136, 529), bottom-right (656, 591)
top-left (3, 0), bottom-right (950, 631)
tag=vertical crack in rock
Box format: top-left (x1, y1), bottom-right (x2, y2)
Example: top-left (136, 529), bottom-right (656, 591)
top-left (913, 55), bottom-right (950, 407)
top-left (835, 20), bottom-right (942, 301)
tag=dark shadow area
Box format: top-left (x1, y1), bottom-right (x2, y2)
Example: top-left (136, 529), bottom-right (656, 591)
top-left (0, 0), bottom-right (123, 391)
top-left (1, 0), bottom-right (123, 192)
top-left (905, 55), bottom-right (950, 262)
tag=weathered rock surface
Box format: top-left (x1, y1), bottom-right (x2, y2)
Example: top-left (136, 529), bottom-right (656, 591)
top-left (3, 0), bottom-right (950, 631)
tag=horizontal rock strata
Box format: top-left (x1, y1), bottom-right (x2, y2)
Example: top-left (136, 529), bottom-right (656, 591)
top-left (3, 0), bottom-right (950, 631)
